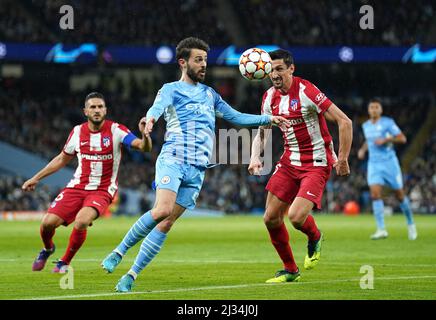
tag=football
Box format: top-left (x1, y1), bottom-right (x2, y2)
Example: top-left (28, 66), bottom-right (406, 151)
top-left (238, 48), bottom-right (272, 80)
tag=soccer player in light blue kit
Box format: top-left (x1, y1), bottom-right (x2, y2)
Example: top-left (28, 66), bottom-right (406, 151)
top-left (358, 99), bottom-right (417, 240)
top-left (101, 37), bottom-right (290, 292)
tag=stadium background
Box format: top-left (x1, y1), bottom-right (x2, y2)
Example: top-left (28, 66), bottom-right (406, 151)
top-left (0, 0), bottom-right (435, 219)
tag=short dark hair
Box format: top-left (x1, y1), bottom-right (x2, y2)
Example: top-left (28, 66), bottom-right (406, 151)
top-left (85, 92), bottom-right (105, 104)
top-left (368, 98), bottom-right (383, 106)
top-left (268, 49), bottom-right (294, 67)
top-left (176, 37), bottom-right (210, 61)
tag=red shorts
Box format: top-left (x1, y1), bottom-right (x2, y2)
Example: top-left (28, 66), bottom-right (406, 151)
top-left (47, 188), bottom-right (112, 226)
top-left (266, 162), bottom-right (332, 210)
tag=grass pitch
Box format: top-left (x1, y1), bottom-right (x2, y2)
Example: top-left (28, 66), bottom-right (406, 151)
top-left (0, 214), bottom-right (435, 300)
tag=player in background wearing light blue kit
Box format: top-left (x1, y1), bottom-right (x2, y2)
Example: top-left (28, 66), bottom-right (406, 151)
top-left (101, 37), bottom-right (290, 292)
top-left (358, 99), bottom-right (417, 240)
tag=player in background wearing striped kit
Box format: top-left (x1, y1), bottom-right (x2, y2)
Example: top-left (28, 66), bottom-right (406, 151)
top-left (249, 49), bottom-right (353, 283)
top-left (22, 92), bottom-right (152, 273)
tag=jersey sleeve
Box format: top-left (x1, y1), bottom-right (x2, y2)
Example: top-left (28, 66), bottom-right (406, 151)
top-left (303, 80), bottom-right (332, 114)
top-left (63, 126), bottom-right (79, 155)
top-left (261, 91), bottom-right (272, 115)
top-left (145, 84), bottom-right (173, 121)
top-left (214, 90), bottom-right (271, 127)
top-left (387, 118), bottom-right (402, 136)
top-left (114, 124), bottom-right (138, 147)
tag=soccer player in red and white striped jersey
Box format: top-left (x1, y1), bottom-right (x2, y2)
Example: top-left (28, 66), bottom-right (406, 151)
top-left (22, 92), bottom-right (152, 273)
top-left (249, 49), bottom-right (353, 283)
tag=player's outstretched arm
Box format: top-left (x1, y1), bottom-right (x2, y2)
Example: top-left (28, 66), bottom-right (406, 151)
top-left (248, 125), bottom-right (272, 175)
top-left (22, 152), bottom-right (74, 191)
top-left (130, 117), bottom-right (152, 152)
top-left (324, 103), bottom-right (353, 176)
top-left (375, 133), bottom-right (407, 145)
top-left (215, 97), bottom-right (289, 128)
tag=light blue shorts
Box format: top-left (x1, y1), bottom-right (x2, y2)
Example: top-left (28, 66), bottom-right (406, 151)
top-left (367, 158), bottom-right (403, 190)
top-left (154, 157), bottom-right (206, 210)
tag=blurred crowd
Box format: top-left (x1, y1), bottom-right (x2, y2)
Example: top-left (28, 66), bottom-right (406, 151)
top-left (1, 0), bottom-right (434, 46)
top-left (0, 174), bottom-right (52, 211)
top-left (1, 64), bottom-right (435, 214)
top-left (1, 0), bottom-right (229, 46)
top-left (233, 0), bottom-right (435, 46)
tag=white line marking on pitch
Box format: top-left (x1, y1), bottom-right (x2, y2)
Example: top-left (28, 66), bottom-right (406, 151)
top-left (20, 275), bottom-right (436, 300)
top-left (1, 258), bottom-right (435, 268)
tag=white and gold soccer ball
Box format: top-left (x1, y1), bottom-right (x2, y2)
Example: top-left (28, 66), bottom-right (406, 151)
top-left (238, 48), bottom-right (272, 80)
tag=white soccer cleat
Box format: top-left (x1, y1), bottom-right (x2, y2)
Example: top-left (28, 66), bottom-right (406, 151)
top-left (408, 224), bottom-right (418, 240)
top-left (370, 229), bottom-right (388, 240)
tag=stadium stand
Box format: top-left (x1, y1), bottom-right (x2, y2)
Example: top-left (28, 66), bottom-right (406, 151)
top-left (0, 0), bottom-right (435, 215)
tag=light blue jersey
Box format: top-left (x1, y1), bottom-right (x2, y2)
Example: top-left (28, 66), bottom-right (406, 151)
top-left (147, 80), bottom-right (271, 168)
top-left (146, 80), bottom-right (272, 209)
top-left (362, 116), bottom-right (403, 189)
top-left (362, 116), bottom-right (401, 163)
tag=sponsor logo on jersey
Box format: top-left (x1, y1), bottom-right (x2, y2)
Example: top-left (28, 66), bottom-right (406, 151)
top-left (289, 118), bottom-right (304, 125)
top-left (81, 153), bottom-right (113, 161)
top-left (315, 93), bottom-right (325, 102)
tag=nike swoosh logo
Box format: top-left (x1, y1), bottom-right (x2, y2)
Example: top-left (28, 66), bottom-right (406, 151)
top-left (92, 201), bottom-right (101, 206)
top-left (81, 142), bottom-right (89, 146)
top-left (307, 191), bottom-right (316, 197)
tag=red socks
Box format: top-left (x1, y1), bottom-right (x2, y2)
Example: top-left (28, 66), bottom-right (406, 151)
top-left (295, 215), bottom-right (321, 242)
top-left (61, 228), bottom-right (87, 264)
top-left (267, 223), bottom-right (298, 273)
top-left (40, 225), bottom-right (55, 250)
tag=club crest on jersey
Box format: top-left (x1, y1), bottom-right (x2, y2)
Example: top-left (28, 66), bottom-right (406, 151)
top-left (161, 176), bottom-right (171, 185)
top-left (103, 137), bottom-right (110, 148)
top-left (290, 99), bottom-right (299, 111)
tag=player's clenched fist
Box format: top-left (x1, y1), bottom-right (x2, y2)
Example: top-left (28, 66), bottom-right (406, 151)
top-left (144, 117), bottom-right (156, 136)
top-left (248, 158), bottom-right (263, 176)
top-left (138, 117), bottom-right (148, 137)
top-left (333, 159), bottom-right (350, 176)
top-left (22, 178), bottom-right (39, 192)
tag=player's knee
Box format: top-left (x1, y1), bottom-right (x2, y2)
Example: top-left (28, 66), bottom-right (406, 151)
top-left (158, 219), bottom-right (175, 233)
top-left (263, 213), bottom-right (283, 228)
top-left (74, 217), bottom-right (92, 230)
top-left (370, 193), bottom-right (381, 200)
top-left (152, 206), bottom-right (173, 221)
top-left (395, 190), bottom-right (405, 201)
top-left (41, 216), bottom-right (58, 230)
top-left (288, 212), bottom-right (305, 228)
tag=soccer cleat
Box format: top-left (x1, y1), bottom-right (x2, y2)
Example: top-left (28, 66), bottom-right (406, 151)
top-left (101, 251), bottom-right (123, 273)
top-left (32, 245), bottom-right (56, 271)
top-left (304, 232), bottom-right (324, 270)
top-left (370, 229), bottom-right (388, 240)
top-left (52, 260), bottom-right (69, 274)
top-left (115, 274), bottom-right (135, 292)
top-left (408, 224), bottom-right (417, 240)
top-left (265, 269), bottom-right (301, 283)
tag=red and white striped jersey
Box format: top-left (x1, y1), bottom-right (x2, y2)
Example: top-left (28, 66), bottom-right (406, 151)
top-left (261, 76), bottom-right (337, 168)
top-left (63, 120), bottom-right (132, 197)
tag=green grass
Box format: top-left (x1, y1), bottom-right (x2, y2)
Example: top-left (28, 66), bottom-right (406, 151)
top-left (0, 214), bottom-right (435, 300)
